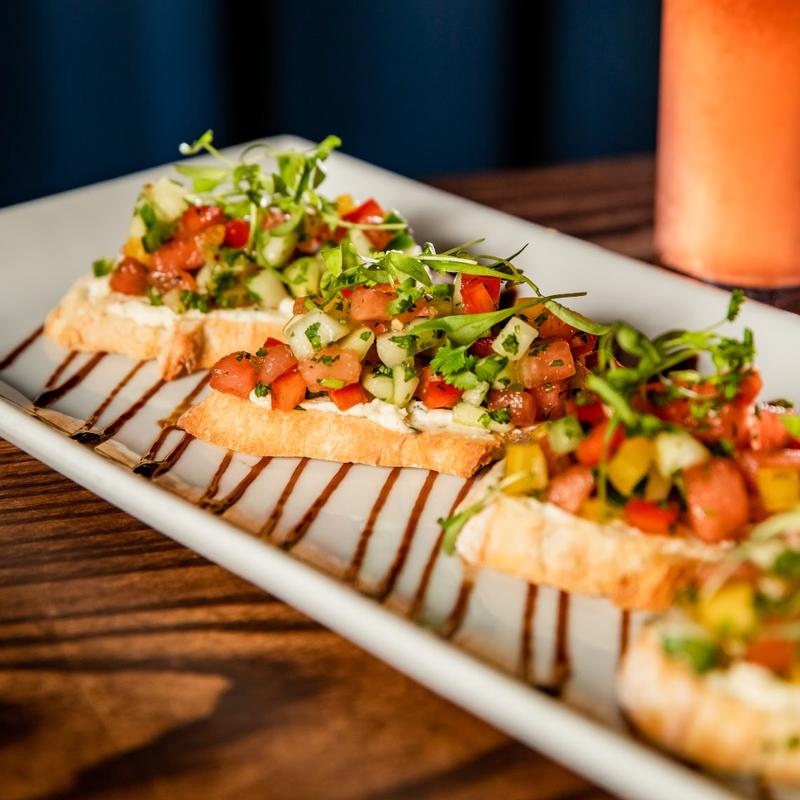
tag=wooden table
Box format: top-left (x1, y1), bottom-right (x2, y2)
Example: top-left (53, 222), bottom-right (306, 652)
top-left (1, 156), bottom-right (665, 800)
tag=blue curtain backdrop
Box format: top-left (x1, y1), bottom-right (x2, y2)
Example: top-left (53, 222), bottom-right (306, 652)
top-left (0, 0), bottom-right (660, 207)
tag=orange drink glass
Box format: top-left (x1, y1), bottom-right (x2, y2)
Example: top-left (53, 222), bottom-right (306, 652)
top-left (655, 0), bottom-right (800, 288)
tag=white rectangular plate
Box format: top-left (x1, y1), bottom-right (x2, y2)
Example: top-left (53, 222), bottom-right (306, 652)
top-left (3, 137), bottom-right (799, 800)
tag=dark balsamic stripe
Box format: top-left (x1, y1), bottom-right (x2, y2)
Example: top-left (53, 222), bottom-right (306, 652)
top-left (344, 467), bottom-right (401, 584)
top-left (86, 377), bottom-right (166, 444)
top-left (34, 352), bottom-right (107, 408)
top-left (281, 463), bottom-right (353, 550)
top-left (200, 452), bottom-right (233, 504)
top-left (552, 590), bottom-right (572, 691)
top-left (78, 360), bottom-right (146, 434)
top-left (0, 324), bottom-right (43, 371)
top-left (408, 476), bottom-right (475, 620)
top-left (258, 458), bottom-right (309, 538)
top-left (618, 610), bottom-right (630, 663)
top-left (439, 578), bottom-right (475, 640)
top-left (39, 351), bottom-right (78, 393)
top-left (133, 433), bottom-right (194, 479)
top-left (373, 470), bottom-right (437, 601)
top-left (202, 457), bottom-right (271, 515)
top-left (518, 584), bottom-right (538, 680)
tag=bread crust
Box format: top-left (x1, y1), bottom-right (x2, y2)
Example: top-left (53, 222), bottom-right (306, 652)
top-left (178, 390), bottom-right (503, 477)
top-left (454, 469), bottom-right (727, 610)
top-left (618, 625), bottom-right (800, 784)
top-left (44, 275), bottom-right (287, 380)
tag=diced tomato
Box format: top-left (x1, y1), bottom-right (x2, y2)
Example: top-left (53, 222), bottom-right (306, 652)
top-left (459, 279), bottom-right (496, 314)
top-left (682, 458), bottom-right (749, 542)
top-left (263, 337), bottom-right (283, 348)
top-left (520, 339), bottom-right (576, 388)
top-left (224, 218), bottom-right (250, 249)
top-left (531, 381), bottom-right (568, 421)
top-left (348, 285), bottom-right (396, 321)
top-left (738, 370), bottom-right (763, 404)
top-left (255, 343), bottom-right (297, 386)
top-left (298, 347), bottom-right (362, 392)
top-left (751, 405), bottom-right (793, 451)
top-left (341, 288), bottom-right (353, 299)
top-left (271, 367), bottom-right (307, 411)
top-left (546, 466), bottom-right (595, 514)
top-left (487, 389), bottom-right (537, 427)
top-left (471, 336), bottom-right (496, 358)
top-left (744, 638), bottom-right (796, 678)
top-left (417, 367), bottom-right (463, 409)
top-left (152, 237), bottom-right (205, 273)
top-left (147, 266), bottom-right (196, 293)
top-left (518, 303), bottom-right (577, 339)
top-left (210, 353), bottom-right (257, 399)
top-left (178, 205), bottom-right (225, 237)
top-left (569, 332), bottom-right (597, 357)
top-left (330, 382), bottom-right (369, 411)
top-left (109, 257), bottom-right (148, 295)
top-left (624, 499), bottom-right (679, 535)
top-left (343, 198), bottom-right (392, 250)
top-left (658, 394), bottom-right (753, 447)
top-left (575, 421), bottom-right (625, 467)
top-left (736, 448), bottom-right (800, 486)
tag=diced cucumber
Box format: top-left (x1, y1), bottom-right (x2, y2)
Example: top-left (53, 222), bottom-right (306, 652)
top-left (283, 256), bottom-right (322, 298)
top-left (452, 402), bottom-right (489, 429)
top-left (144, 177), bottom-right (188, 221)
top-left (492, 360), bottom-right (521, 390)
top-left (547, 415), bottom-right (584, 454)
top-left (654, 431), bottom-right (710, 477)
top-left (346, 228), bottom-right (374, 257)
top-left (453, 274), bottom-right (463, 310)
top-left (285, 309), bottom-right (349, 360)
top-left (128, 213), bottom-right (146, 238)
top-left (260, 231), bottom-right (298, 267)
top-left (161, 288), bottom-right (183, 311)
top-left (362, 369), bottom-right (394, 403)
top-left (407, 318), bottom-right (446, 352)
top-left (339, 326), bottom-right (375, 360)
top-left (377, 331), bottom-right (413, 367)
top-left (492, 316), bottom-right (538, 362)
top-left (195, 263), bottom-right (214, 292)
top-left (462, 381), bottom-right (490, 406)
top-left (246, 268), bottom-right (290, 308)
top-left (392, 363), bottom-right (420, 407)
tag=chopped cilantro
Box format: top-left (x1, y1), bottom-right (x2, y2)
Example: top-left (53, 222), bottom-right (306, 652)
top-left (390, 334), bottom-right (419, 355)
top-left (403, 363), bottom-right (418, 382)
top-left (255, 347), bottom-right (267, 357)
top-left (534, 312), bottom-right (548, 327)
top-left (489, 407), bottom-right (511, 424)
top-left (180, 290), bottom-right (209, 313)
top-left (474, 354), bottom-right (507, 383)
top-left (501, 332), bottom-right (519, 355)
top-left (145, 286), bottom-right (163, 306)
top-left (774, 549), bottom-right (800, 578)
top-left (662, 636), bottom-right (720, 674)
top-left (319, 377), bottom-right (345, 389)
top-left (359, 330), bottom-right (372, 341)
top-left (373, 363), bottom-right (393, 378)
top-left (254, 382), bottom-right (268, 398)
top-left (549, 359), bottom-right (564, 367)
top-left (304, 322), bottom-right (323, 352)
top-left (320, 354), bottom-right (340, 366)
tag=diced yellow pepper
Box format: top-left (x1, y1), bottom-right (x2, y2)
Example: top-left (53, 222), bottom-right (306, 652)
top-left (696, 582), bottom-right (757, 638)
top-left (644, 466), bottom-right (672, 502)
top-left (336, 193), bottom-right (356, 216)
top-left (122, 235), bottom-right (153, 267)
top-left (581, 497), bottom-right (621, 523)
top-left (504, 442), bottom-right (548, 495)
top-left (607, 436), bottom-right (654, 496)
top-left (756, 467), bottom-right (800, 512)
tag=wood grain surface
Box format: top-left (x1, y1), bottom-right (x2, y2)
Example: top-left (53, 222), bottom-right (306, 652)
top-left (2, 155), bottom-right (677, 800)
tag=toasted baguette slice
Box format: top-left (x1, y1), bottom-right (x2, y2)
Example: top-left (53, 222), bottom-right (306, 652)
top-left (618, 624), bottom-right (800, 784)
top-left (45, 275), bottom-right (288, 380)
top-left (455, 464), bottom-right (727, 610)
top-left (178, 389), bottom-right (503, 477)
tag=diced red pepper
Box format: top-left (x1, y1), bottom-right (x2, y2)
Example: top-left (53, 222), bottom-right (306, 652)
top-left (568, 397), bottom-right (606, 425)
top-left (459, 279), bottom-right (496, 314)
top-left (744, 638), bottom-right (796, 678)
top-left (575, 421), bottom-right (625, 467)
top-left (471, 336), bottom-right (496, 358)
top-left (178, 205), bottom-right (226, 237)
top-left (417, 367), bottom-right (463, 409)
top-left (624, 499), bottom-right (679, 535)
top-left (330, 382), bottom-right (370, 411)
top-left (223, 218), bottom-right (250, 249)
top-left (343, 198), bottom-right (393, 250)
top-left (518, 303), bottom-right (576, 339)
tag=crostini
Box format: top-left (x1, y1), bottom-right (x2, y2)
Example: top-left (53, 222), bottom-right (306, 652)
top-left (179, 240), bottom-right (604, 476)
top-left (444, 291), bottom-right (800, 608)
top-left (45, 131), bottom-right (414, 379)
top-left (618, 519), bottom-right (800, 784)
